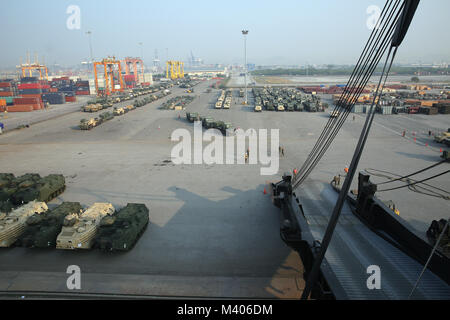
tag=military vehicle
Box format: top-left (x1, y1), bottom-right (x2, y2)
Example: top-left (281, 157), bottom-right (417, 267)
top-left (0, 173), bottom-right (42, 212)
top-left (113, 107), bottom-right (125, 116)
top-left (82, 104), bottom-right (103, 113)
top-left (239, 89), bottom-right (244, 97)
top-left (99, 111), bottom-right (114, 122)
top-left (434, 129), bottom-right (450, 143)
top-left (56, 203), bottom-right (115, 250)
top-left (11, 174), bottom-right (65, 205)
top-left (330, 110), bottom-right (340, 118)
top-left (215, 101), bottom-right (222, 109)
top-left (95, 203), bottom-right (149, 251)
top-left (79, 118), bottom-right (100, 130)
top-left (0, 201), bottom-right (48, 247)
top-left (254, 105), bottom-right (262, 112)
top-left (202, 117), bottom-right (214, 129)
top-left (125, 105), bottom-right (135, 112)
top-left (186, 112), bottom-right (200, 122)
top-left (427, 218), bottom-right (450, 257)
top-left (277, 104), bottom-right (285, 111)
top-left (19, 202), bottom-right (83, 248)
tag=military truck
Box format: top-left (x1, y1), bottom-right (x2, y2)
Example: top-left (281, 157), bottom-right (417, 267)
top-left (56, 203), bottom-right (115, 250)
top-left (215, 101), bottom-right (222, 109)
top-left (0, 201), bottom-right (48, 247)
top-left (11, 174), bottom-right (65, 205)
top-left (19, 202), bottom-right (83, 248)
top-left (186, 112), bottom-right (200, 122)
top-left (95, 203), bottom-right (149, 251)
top-left (79, 118), bottom-right (100, 130)
top-left (202, 117), bottom-right (215, 129)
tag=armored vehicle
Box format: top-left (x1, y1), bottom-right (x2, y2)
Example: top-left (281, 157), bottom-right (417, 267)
top-left (11, 174), bottom-right (65, 205)
top-left (95, 203), bottom-right (149, 251)
top-left (0, 174), bottom-right (42, 212)
top-left (0, 201), bottom-right (48, 247)
top-left (254, 105), bottom-right (262, 112)
top-left (434, 129), bottom-right (450, 143)
top-left (125, 105), bottom-right (135, 112)
top-left (277, 104), bottom-right (285, 111)
top-left (56, 203), bottom-right (115, 250)
top-left (19, 202), bottom-right (83, 248)
top-left (82, 104), bottom-right (103, 113)
top-left (113, 107), bottom-right (125, 116)
top-left (99, 111), bottom-right (114, 122)
top-left (79, 118), bottom-right (99, 130)
top-left (215, 101), bottom-right (222, 109)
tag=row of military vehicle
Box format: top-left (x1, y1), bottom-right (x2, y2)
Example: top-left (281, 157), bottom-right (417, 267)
top-left (0, 201), bottom-right (149, 251)
top-left (186, 112), bottom-right (233, 135)
top-left (160, 95), bottom-right (195, 110)
top-left (79, 92), bottom-right (172, 130)
top-left (83, 88), bottom-right (172, 113)
top-left (215, 89), bottom-right (232, 109)
top-left (252, 87), bottom-right (325, 112)
top-left (0, 173), bottom-right (65, 213)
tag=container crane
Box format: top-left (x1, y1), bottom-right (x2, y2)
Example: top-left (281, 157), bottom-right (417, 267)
top-left (93, 57), bottom-right (124, 96)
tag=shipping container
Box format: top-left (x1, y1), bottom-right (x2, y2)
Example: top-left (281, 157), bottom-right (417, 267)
top-left (7, 105), bottom-right (34, 112)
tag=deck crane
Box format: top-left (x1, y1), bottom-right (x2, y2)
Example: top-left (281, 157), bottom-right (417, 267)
top-left (17, 52), bottom-right (48, 81)
top-left (271, 0), bottom-right (449, 300)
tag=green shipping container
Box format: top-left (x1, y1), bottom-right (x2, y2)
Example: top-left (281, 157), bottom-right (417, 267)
top-left (0, 97), bottom-right (17, 105)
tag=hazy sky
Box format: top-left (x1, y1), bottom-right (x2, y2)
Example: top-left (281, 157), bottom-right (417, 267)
top-left (0, 0), bottom-right (449, 68)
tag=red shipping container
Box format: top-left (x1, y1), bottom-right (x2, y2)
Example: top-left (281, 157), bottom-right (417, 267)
top-left (7, 105), bottom-right (33, 112)
top-left (0, 92), bottom-right (14, 97)
top-left (14, 97), bottom-right (41, 105)
top-left (0, 82), bottom-right (13, 88)
top-left (32, 104), bottom-right (42, 110)
top-left (75, 91), bottom-right (89, 95)
top-left (18, 83), bottom-right (42, 90)
top-left (65, 96), bottom-right (76, 102)
top-left (49, 88), bottom-right (58, 93)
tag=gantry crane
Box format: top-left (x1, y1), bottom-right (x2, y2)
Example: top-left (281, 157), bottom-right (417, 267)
top-left (166, 61), bottom-right (184, 80)
top-left (122, 57), bottom-right (144, 83)
top-left (93, 57), bottom-right (124, 96)
top-left (17, 52), bottom-right (48, 81)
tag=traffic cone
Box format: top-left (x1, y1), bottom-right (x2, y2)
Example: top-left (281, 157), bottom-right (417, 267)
top-left (263, 188), bottom-right (267, 195)
top-left (425, 143), bottom-right (428, 147)
top-left (414, 137), bottom-right (416, 142)
top-left (440, 148), bottom-right (443, 153)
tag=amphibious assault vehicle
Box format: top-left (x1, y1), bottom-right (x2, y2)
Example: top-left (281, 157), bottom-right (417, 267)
top-left (0, 201), bottom-right (48, 247)
top-left (95, 203), bottom-right (149, 251)
top-left (56, 203), bottom-right (115, 250)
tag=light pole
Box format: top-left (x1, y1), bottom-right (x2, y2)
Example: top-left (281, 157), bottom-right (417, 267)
top-left (242, 30), bottom-right (248, 105)
top-left (139, 42), bottom-right (145, 83)
top-left (86, 31), bottom-right (93, 72)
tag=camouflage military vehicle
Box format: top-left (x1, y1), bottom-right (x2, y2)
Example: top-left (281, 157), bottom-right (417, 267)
top-left (82, 104), bottom-right (103, 113)
top-left (215, 121), bottom-right (233, 135)
top-left (11, 174), bottom-right (65, 205)
top-left (113, 107), bottom-right (125, 116)
top-left (18, 202), bottom-right (83, 248)
top-left (99, 111), bottom-right (114, 122)
top-left (95, 203), bottom-right (149, 251)
top-left (186, 112), bottom-right (200, 122)
top-left (126, 105), bottom-right (136, 112)
top-left (0, 174), bottom-right (42, 212)
top-left (202, 117), bottom-right (215, 129)
top-left (79, 118), bottom-right (99, 130)
top-left (254, 105), bottom-right (262, 112)
top-left (56, 203), bottom-right (115, 250)
top-left (277, 104), bottom-right (285, 111)
top-left (0, 201), bottom-right (48, 247)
